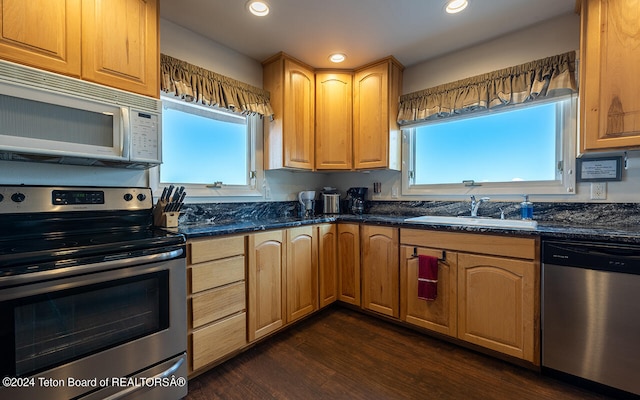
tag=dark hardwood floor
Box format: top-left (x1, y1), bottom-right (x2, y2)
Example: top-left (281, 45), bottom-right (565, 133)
top-left (186, 307), bottom-right (614, 400)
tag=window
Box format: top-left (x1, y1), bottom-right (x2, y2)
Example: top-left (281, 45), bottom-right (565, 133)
top-left (150, 96), bottom-right (261, 197)
top-left (402, 95), bottom-right (577, 196)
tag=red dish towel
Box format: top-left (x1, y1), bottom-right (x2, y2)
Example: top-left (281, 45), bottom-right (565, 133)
top-left (418, 254), bottom-right (438, 301)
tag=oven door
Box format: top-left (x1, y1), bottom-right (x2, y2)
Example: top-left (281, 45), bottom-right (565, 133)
top-left (0, 252), bottom-right (187, 400)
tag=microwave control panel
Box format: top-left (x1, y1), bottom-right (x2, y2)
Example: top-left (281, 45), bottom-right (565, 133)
top-left (130, 111), bottom-right (161, 163)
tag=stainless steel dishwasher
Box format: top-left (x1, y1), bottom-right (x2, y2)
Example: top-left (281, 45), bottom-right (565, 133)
top-left (542, 240), bottom-right (640, 397)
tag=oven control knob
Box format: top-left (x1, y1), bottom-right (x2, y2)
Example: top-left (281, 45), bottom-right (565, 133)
top-left (11, 192), bottom-right (26, 203)
top-left (137, 193), bottom-right (147, 201)
top-left (0, 194), bottom-right (3, 203)
top-left (123, 193), bottom-right (134, 201)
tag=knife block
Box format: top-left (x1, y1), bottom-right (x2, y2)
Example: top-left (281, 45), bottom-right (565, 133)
top-left (153, 200), bottom-right (179, 227)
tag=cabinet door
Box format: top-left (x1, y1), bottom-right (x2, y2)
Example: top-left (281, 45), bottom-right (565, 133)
top-left (580, 0), bottom-right (640, 150)
top-left (282, 58), bottom-right (315, 169)
top-left (315, 71), bottom-right (353, 170)
top-left (248, 230), bottom-right (285, 341)
top-left (81, 0), bottom-right (159, 97)
top-left (361, 225), bottom-right (399, 318)
top-left (457, 253), bottom-right (538, 363)
top-left (337, 223), bottom-right (361, 306)
top-left (400, 246), bottom-right (457, 337)
top-left (353, 58), bottom-right (402, 170)
top-left (285, 226), bottom-right (318, 323)
top-left (0, 0), bottom-right (81, 76)
top-left (318, 224), bottom-right (338, 308)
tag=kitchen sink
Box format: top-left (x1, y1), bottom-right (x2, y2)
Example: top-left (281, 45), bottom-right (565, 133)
top-left (404, 215), bottom-right (538, 230)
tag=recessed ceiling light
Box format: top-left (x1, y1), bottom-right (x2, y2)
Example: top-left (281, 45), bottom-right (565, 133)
top-left (246, 1), bottom-right (269, 16)
top-left (446, 0), bottom-right (468, 14)
top-left (329, 53), bottom-right (346, 63)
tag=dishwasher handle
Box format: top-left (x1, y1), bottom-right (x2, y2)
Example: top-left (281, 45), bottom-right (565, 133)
top-left (543, 240), bottom-right (640, 275)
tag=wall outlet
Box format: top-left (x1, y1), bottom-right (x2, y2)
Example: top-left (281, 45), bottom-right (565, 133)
top-left (590, 182), bottom-right (607, 200)
top-left (391, 185), bottom-right (399, 199)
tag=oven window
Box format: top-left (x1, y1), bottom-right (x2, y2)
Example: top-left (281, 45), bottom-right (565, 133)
top-left (8, 271), bottom-right (169, 376)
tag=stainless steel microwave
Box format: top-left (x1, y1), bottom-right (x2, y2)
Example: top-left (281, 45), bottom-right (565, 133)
top-left (0, 59), bottom-right (161, 169)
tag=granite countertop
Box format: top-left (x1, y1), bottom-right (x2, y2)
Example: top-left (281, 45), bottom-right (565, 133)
top-left (173, 212), bottom-right (640, 245)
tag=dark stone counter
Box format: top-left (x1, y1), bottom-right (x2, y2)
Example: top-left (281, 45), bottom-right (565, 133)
top-left (171, 200), bottom-right (640, 245)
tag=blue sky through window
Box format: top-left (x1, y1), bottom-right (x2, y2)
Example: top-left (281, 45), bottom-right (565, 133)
top-left (414, 102), bottom-right (558, 185)
top-left (161, 107), bottom-right (248, 185)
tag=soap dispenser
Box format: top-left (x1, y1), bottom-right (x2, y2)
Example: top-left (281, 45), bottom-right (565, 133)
top-left (520, 195), bottom-right (533, 220)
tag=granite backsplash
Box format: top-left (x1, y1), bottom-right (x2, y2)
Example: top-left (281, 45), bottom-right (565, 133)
top-left (179, 200), bottom-right (640, 229)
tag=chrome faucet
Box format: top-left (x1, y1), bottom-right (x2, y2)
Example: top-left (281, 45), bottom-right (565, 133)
top-left (470, 195), bottom-right (490, 217)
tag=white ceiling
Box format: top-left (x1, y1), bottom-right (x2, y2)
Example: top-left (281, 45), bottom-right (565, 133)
top-left (160, 0), bottom-right (576, 69)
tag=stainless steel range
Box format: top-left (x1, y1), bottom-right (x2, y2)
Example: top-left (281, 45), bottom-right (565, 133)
top-left (0, 185), bottom-right (187, 400)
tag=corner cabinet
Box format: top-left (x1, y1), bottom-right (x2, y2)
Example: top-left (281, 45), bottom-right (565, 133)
top-left (315, 71), bottom-right (353, 170)
top-left (353, 57), bottom-right (403, 170)
top-left (263, 52), bottom-right (315, 170)
top-left (337, 223), bottom-right (361, 306)
top-left (579, 0), bottom-right (640, 151)
top-left (0, 0), bottom-right (159, 97)
top-left (400, 229), bottom-right (540, 365)
top-left (318, 224), bottom-right (338, 307)
top-left (361, 225), bottom-right (399, 318)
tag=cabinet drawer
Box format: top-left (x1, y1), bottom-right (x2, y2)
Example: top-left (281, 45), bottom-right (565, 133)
top-left (192, 281), bottom-right (245, 329)
top-left (191, 256), bottom-right (245, 293)
top-left (189, 236), bottom-right (245, 264)
top-left (191, 312), bottom-right (247, 371)
top-left (400, 229), bottom-right (537, 260)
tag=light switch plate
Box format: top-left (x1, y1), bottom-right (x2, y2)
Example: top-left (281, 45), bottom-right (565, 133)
top-left (590, 182), bottom-right (607, 200)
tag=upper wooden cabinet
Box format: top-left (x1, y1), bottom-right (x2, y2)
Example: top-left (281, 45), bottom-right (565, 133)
top-left (0, 0), bottom-right (159, 97)
top-left (263, 53), bottom-right (315, 170)
top-left (0, 0), bottom-right (81, 76)
top-left (315, 71), bottom-right (353, 170)
top-left (81, 0), bottom-right (159, 98)
top-left (579, 0), bottom-right (640, 151)
top-left (353, 57), bottom-right (403, 170)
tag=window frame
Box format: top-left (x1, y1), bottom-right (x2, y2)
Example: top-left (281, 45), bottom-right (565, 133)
top-left (401, 94), bottom-right (577, 197)
top-left (149, 95), bottom-right (263, 199)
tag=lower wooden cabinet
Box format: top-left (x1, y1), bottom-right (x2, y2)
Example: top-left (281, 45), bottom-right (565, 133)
top-left (399, 229), bottom-right (540, 365)
top-left (400, 246), bottom-right (458, 337)
top-left (187, 235), bottom-right (247, 375)
top-left (318, 224), bottom-right (338, 308)
top-left (191, 312), bottom-right (246, 371)
top-left (361, 225), bottom-right (399, 318)
top-left (457, 253), bottom-right (537, 362)
top-left (247, 230), bottom-right (285, 342)
top-left (286, 226), bottom-right (318, 323)
top-left (337, 223), bottom-right (361, 305)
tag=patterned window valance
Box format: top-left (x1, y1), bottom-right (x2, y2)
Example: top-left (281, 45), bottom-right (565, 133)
top-left (397, 51), bottom-right (577, 125)
top-left (160, 53), bottom-right (274, 118)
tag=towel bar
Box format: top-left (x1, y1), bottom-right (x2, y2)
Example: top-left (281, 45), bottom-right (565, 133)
top-left (412, 247), bottom-right (446, 261)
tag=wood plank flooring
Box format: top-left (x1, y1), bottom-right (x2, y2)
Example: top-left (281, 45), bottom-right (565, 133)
top-left (186, 307), bottom-right (614, 400)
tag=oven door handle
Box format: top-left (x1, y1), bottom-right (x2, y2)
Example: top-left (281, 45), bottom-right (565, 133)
top-left (102, 355), bottom-right (186, 400)
top-left (0, 247), bottom-right (184, 288)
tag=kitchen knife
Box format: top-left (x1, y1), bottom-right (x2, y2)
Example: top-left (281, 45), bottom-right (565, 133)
top-left (160, 186), bottom-right (168, 203)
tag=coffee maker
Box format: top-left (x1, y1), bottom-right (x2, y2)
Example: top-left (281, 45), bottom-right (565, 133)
top-left (298, 190), bottom-right (316, 217)
top-left (347, 187), bottom-right (368, 214)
